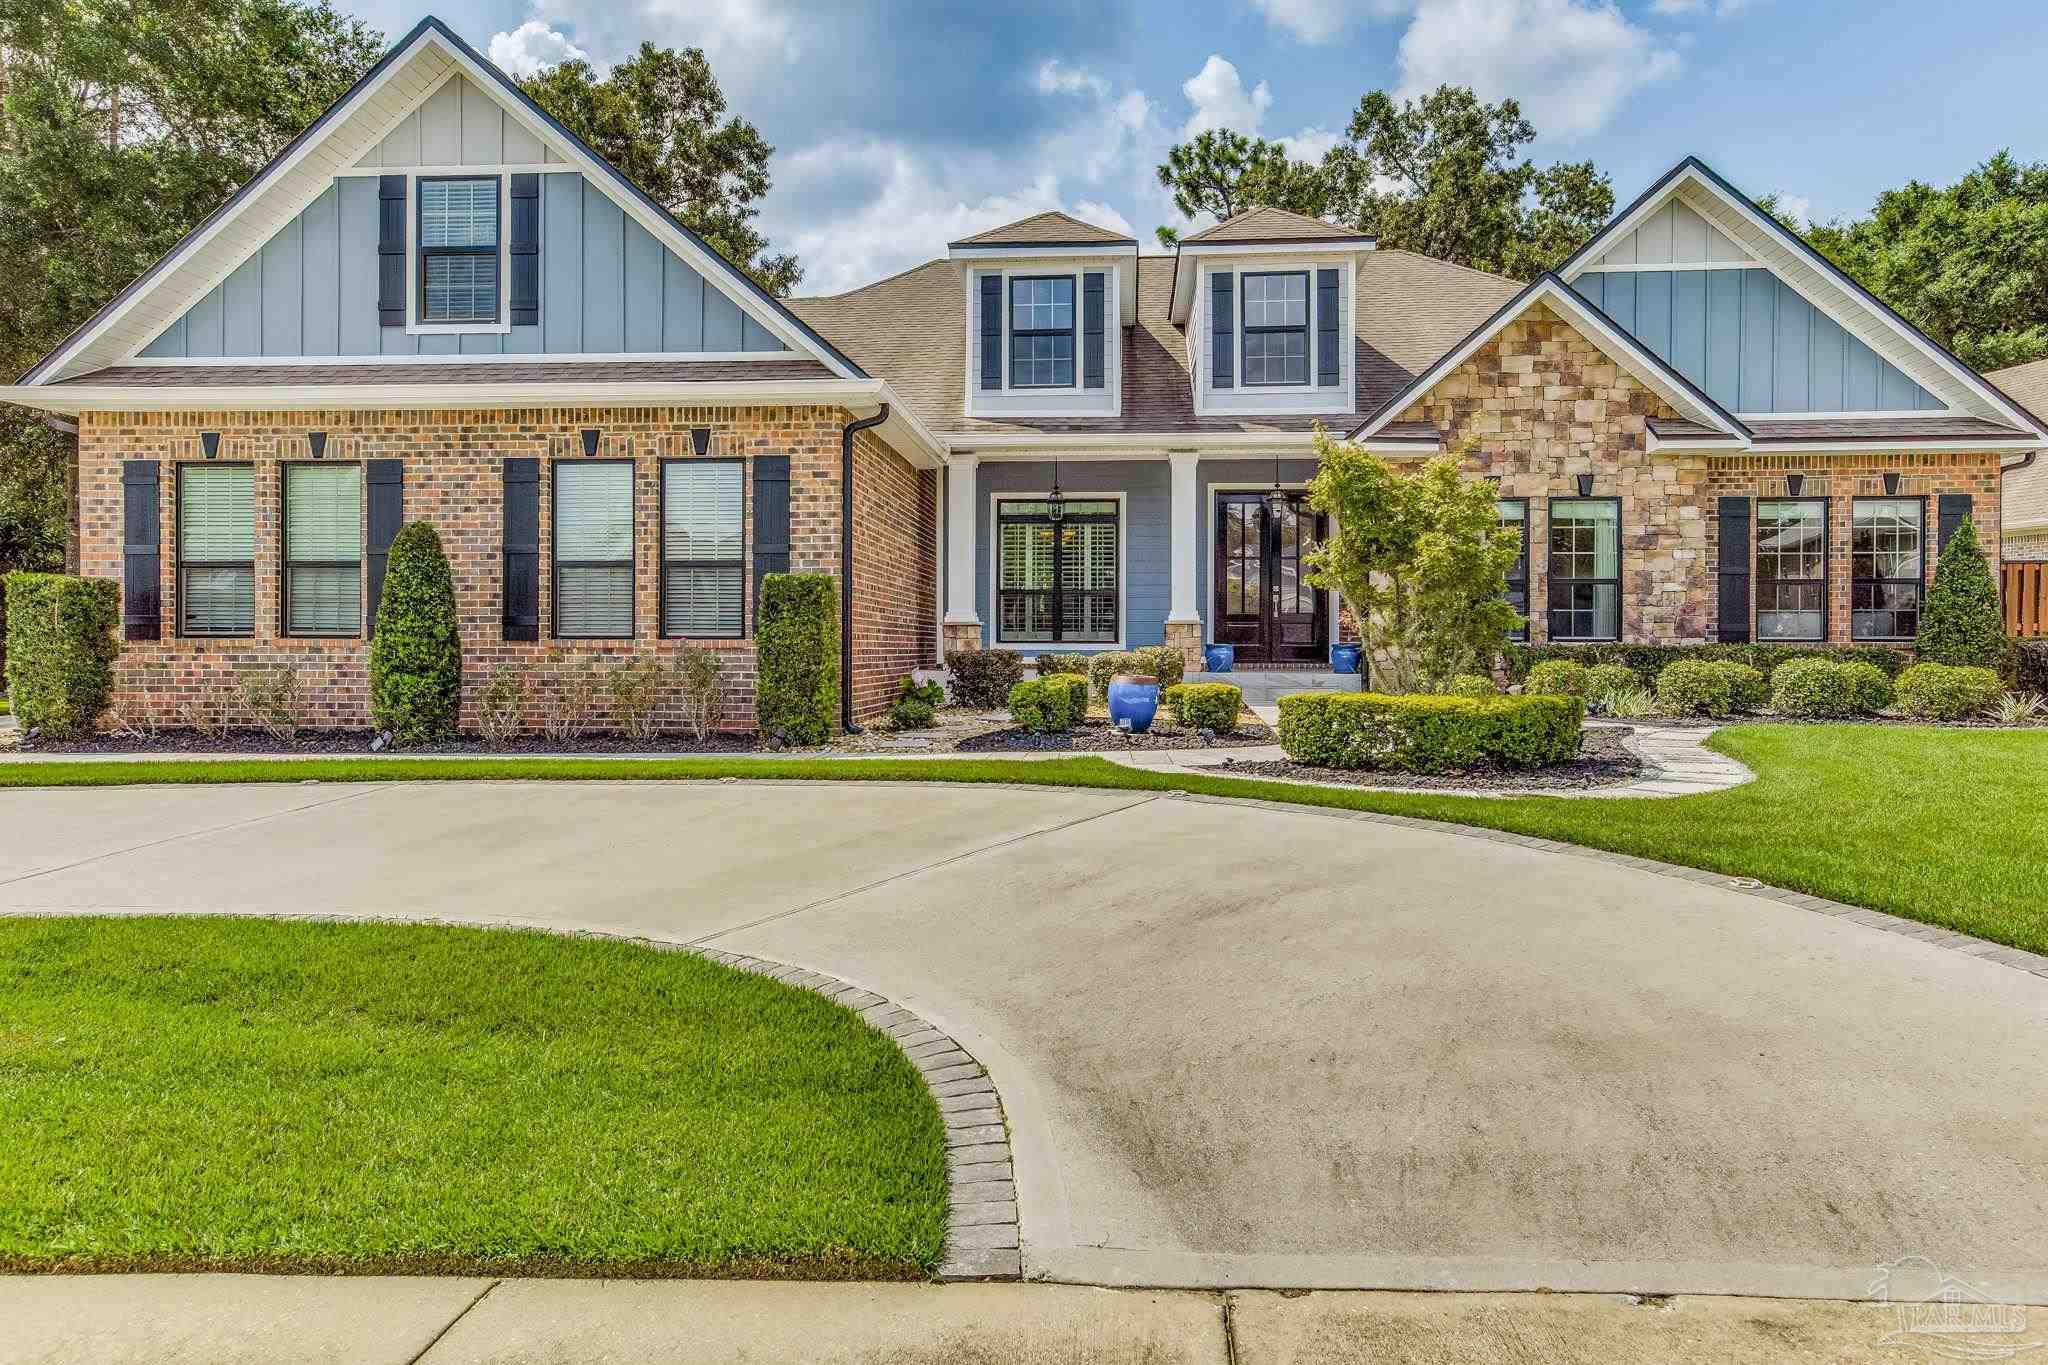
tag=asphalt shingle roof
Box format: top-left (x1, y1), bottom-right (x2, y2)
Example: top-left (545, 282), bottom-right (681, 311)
top-left (1992, 358), bottom-right (2048, 529)
top-left (949, 211), bottom-right (1136, 248)
top-left (1180, 205), bottom-right (1372, 245)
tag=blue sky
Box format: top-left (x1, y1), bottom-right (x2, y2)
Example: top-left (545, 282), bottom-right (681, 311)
top-left (344, 0), bottom-right (2048, 295)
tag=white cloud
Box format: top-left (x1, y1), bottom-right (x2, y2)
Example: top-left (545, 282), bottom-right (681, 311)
top-left (1180, 55), bottom-right (1273, 137)
top-left (1280, 126), bottom-right (1341, 163)
top-left (1649, 0), bottom-right (1756, 15)
top-left (487, 20), bottom-right (588, 77)
top-left (1775, 193), bottom-right (1812, 229)
top-left (1394, 0), bottom-right (1681, 140)
top-left (518, 0), bottom-right (801, 68)
top-left (1036, 58), bottom-right (1111, 100)
top-left (1247, 0), bottom-right (1415, 43)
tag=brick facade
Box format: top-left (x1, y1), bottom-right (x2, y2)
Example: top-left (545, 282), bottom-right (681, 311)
top-left (1398, 303), bottom-right (2002, 645)
top-left (75, 404), bottom-right (935, 734)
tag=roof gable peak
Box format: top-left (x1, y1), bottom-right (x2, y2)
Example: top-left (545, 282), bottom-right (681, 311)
top-left (949, 210), bottom-right (1136, 250)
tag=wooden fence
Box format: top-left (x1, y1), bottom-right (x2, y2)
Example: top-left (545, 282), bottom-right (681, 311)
top-left (2006, 561), bottom-right (2048, 637)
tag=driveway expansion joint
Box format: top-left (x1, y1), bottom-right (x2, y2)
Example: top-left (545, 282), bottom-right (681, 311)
top-left (693, 946), bottom-right (1023, 1282)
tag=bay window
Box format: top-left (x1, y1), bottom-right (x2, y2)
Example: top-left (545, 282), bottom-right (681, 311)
top-left (553, 461), bottom-right (634, 638)
top-left (283, 463), bottom-right (363, 636)
top-left (1547, 498), bottom-right (1620, 641)
top-left (661, 460), bottom-right (744, 638)
top-left (1755, 499), bottom-right (1827, 641)
top-left (178, 463), bottom-right (254, 637)
top-left (995, 498), bottom-right (1118, 644)
top-left (1852, 498), bottom-right (1923, 640)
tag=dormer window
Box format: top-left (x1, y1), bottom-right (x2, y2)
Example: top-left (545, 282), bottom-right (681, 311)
top-left (419, 177), bottom-right (501, 324)
top-left (1242, 271), bottom-right (1309, 386)
top-left (1010, 276), bottom-right (1076, 388)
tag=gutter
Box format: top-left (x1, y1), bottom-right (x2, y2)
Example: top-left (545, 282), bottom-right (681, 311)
top-left (839, 404), bottom-right (890, 734)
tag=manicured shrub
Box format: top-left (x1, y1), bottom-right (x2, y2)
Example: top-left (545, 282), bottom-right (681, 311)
top-left (368, 523), bottom-right (462, 745)
top-left (757, 572), bottom-right (839, 745)
top-left (946, 648), bottom-right (1025, 709)
top-left (1087, 645), bottom-right (1186, 700)
top-left (1895, 662), bottom-right (2002, 720)
top-left (1444, 673), bottom-right (1496, 698)
top-left (1583, 663), bottom-right (1639, 705)
top-left (1035, 652), bottom-right (1090, 677)
top-left (3, 573), bottom-right (121, 738)
top-left (1278, 691), bottom-right (1582, 773)
top-left (1918, 516), bottom-right (2006, 670)
top-left (1007, 677), bottom-right (1076, 733)
top-left (1707, 660), bottom-right (1768, 712)
top-left (1844, 662), bottom-right (1896, 715)
top-left (887, 674), bottom-right (945, 730)
top-left (1508, 642), bottom-right (1909, 687)
top-left (1656, 659), bottom-right (1734, 717)
top-left (1770, 658), bottom-right (1859, 719)
top-left (1061, 674), bottom-right (1091, 720)
top-left (1165, 681), bottom-right (1242, 732)
top-left (1524, 659), bottom-right (1586, 697)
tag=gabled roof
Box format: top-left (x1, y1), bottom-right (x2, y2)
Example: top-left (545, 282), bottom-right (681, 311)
top-left (1348, 274), bottom-right (1749, 444)
top-left (1560, 156), bottom-right (2048, 439)
top-left (948, 211), bottom-right (1135, 249)
top-left (1993, 358), bottom-right (2048, 531)
top-left (17, 16), bottom-right (864, 384)
top-left (1180, 205), bottom-right (1372, 246)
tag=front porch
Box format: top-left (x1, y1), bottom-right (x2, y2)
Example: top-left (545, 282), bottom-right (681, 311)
top-left (938, 451), bottom-right (1352, 674)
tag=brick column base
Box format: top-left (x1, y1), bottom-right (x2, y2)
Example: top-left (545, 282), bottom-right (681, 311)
top-left (1165, 620), bottom-right (1204, 673)
top-left (943, 622), bottom-right (983, 657)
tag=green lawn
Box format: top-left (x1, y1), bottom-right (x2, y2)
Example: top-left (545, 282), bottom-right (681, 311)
top-left (0, 724), bottom-right (2042, 952)
top-left (0, 916), bottom-right (946, 1276)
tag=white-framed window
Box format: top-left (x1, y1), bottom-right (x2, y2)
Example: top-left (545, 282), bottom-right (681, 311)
top-left (1242, 270), bottom-right (1309, 386)
top-left (1009, 274), bottom-right (1077, 389)
top-left (418, 176), bottom-right (501, 325)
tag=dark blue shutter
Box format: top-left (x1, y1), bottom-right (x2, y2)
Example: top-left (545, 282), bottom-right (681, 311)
top-left (1937, 493), bottom-right (1972, 553)
top-left (752, 456), bottom-right (792, 623)
top-left (502, 458), bottom-right (540, 641)
top-left (1082, 272), bottom-right (1106, 389)
top-left (1316, 268), bottom-right (1340, 387)
top-left (121, 460), bottom-right (161, 641)
top-left (508, 174), bottom-right (540, 328)
top-left (979, 275), bottom-right (1003, 390)
top-left (1211, 272), bottom-right (1234, 389)
top-left (364, 460), bottom-right (402, 637)
top-left (1717, 496), bottom-right (1752, 643)
top-left (378, 175), bottom-right (406, 328)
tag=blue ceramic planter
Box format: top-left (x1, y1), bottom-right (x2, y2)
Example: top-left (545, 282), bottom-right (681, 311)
top-left (1203, 643), bottom-right (1235, 673)
top-left (1107, 676), bottom-right (1161, 733)
top-left (1330, 643), bottom-right (1362, 675)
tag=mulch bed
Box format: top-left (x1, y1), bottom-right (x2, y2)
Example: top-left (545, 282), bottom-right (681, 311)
top-left (954, 716), bottom-right (1276, 753)
top-left (19, 729), bottom-right (759, 756)
top-left (1203, 726), bottom-right (1643, 791)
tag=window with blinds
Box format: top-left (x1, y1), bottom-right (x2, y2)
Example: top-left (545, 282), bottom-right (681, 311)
top-left (284, 463), bottom-right (363, 636)
top-left (995, 499), bottom-right (1118, 643)
top-left (554, 461), bottom-right (634, 638)
top-left (178, 464), bottom-right (255, 636)
top-left (418, 177), bottom-right (499, 323)
top-left (661, 461), bottom-right (744, 638)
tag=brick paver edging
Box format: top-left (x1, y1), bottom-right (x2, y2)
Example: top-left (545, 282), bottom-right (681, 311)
top-left (691, 947), bottom-right (1022, 1281)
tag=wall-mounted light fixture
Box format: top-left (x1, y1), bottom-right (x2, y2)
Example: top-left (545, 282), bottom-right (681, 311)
top-left (1575, 473), bottom-right (1594, 497)
top-left (307, 431), bottom-right (327, 460)
top-left (200, 432), bottom-right (220, 460)
top-left (580, 428), bottom-right (601, 457)
top-left (1883, 472), bottom-right (1902, 496)
top-left (1785, 472), bottom-right (1804, 497)
top-left (690, 427), bottom-right (712, 457)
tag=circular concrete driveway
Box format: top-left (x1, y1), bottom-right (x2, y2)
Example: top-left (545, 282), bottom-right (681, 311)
top-left (3, 777), bottom-right (2044, 1302)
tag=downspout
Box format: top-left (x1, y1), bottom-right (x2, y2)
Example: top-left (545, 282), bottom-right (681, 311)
top-left (839, 404), bottom-right (890, 733)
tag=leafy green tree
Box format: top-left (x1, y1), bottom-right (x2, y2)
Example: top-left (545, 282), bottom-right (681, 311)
top-left (522, 44), bottom-right (800, 295)
top-left (369, 522), bottom-right (462, 744)
top-left (1917, 516), bottom-right (2009, 670)
top-left (1303, 432), bottom-right (1523, 692)
top-left (1788, 153), bottom-right (2048, 370)
top-left (0, 0), bottom-right (381, 577)
top-left (1153, 128), bottom-right (1326, 247)
top-left (1320, 85), bottom-right (1613, 279)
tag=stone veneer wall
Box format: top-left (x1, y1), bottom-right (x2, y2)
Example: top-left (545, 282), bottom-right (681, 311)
top-left (1397, 302), bottom-right (2003, 645)
top-left (75, 405), bottom-right (935, 734)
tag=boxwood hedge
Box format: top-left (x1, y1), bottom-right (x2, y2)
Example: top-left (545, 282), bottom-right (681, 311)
top-left (757, 573), bottom-right (839, 745)
top-left (2, 573), bottom-right (121, 738)
top-left (1277, 690), bottom-right (1583, 773)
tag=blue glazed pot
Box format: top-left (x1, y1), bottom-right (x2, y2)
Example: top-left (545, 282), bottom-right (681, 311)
top-left (1203, 643), bottom-right (1235, 673)
top-left (1330, 644), bottom-right (1362, 675)
top-left (1107, 675), bottom-right (1161, 733)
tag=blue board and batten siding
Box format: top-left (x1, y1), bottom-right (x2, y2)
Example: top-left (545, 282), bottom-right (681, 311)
top-left (1572, 269), bottom-right (1939, 413)
top-left (141, 173), bottom-right (786, 358)
top-left (973, 462), bottom-right (1171, 650)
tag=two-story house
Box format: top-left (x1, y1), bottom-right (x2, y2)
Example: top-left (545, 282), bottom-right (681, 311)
top-left (5, 17), bottom-right (2043, 732)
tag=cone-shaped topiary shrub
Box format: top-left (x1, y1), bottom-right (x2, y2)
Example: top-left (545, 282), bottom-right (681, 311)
top-left (1918, 516), bottom-right (2006, 670)
top-left (757, 572), bottom-right (839, 745)
top-left (369, 522), bottom-right (462, 745)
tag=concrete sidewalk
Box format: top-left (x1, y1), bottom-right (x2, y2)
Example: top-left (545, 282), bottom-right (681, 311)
top-left (0, 1275), bottom-right (1939, 1364)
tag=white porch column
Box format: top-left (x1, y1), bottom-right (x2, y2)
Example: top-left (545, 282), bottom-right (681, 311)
top-left (943, 455), bottom-right (981, 641)
top-left (1167, 451), bottom-right (1201, 625)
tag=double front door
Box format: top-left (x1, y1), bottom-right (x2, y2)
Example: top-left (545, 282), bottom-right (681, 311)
top-left (1213, 492), bottom-right (1327, 664)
